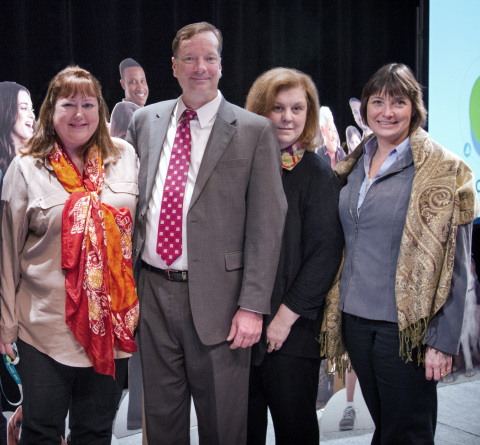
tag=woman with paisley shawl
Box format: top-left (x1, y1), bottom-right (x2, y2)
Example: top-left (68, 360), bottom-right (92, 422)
top-left (245, 68), bottom-right (344, 445)
top-left (325, 63), bottom-right (479, 444)
top-left (0, 66), bottom-right (139, 444)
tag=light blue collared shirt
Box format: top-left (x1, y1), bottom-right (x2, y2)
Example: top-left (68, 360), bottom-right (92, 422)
top-left (357, 136), bottom-right (411, 214)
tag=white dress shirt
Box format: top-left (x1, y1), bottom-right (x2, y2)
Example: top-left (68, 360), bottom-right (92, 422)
top-left (142, 91), bottom-right (223, 270)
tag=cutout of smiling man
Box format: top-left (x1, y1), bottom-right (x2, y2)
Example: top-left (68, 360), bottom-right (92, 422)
top-left (316, 106), bottom-right (345, 169)
top-left (110, 59), bottom-right (149, 141)
top-left (119, 58), bottom-right (149, 108)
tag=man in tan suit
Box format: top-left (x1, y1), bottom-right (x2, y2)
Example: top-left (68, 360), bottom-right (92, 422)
top-left (127, 22), bottom-right (286, 444)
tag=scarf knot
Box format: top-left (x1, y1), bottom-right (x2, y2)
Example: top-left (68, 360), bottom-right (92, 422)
top-left (281, 142), bottom-right (304, 171)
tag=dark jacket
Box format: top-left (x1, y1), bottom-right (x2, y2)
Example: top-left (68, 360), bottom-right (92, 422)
top-left (252, 150), bottom-right (344, 365)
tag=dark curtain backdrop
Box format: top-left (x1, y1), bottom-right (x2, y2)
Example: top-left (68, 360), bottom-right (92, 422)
top-left (0, 0), bottom-right (419, 141)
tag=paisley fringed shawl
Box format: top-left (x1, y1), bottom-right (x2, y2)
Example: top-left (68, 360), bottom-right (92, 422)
top-left (320, 128), bottom-right (479, 371)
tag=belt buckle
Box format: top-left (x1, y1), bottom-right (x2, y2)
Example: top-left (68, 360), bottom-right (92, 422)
top-left (165, 269), bottom-right (187, 281)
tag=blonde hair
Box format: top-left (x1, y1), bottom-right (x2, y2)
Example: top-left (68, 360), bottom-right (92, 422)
top-left (245, 68), bottom-right (320, 152)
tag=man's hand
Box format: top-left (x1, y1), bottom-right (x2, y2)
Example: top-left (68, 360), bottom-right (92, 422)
top-left (425, 345), bottom-right (452, 381)
top-left (227, 308), bottom-right (263, 349)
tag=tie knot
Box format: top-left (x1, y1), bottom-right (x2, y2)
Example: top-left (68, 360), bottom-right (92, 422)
top-left (181, 109), bottom-right (197, 123)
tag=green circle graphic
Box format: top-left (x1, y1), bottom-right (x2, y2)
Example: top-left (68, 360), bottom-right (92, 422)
top-left (471, 76), bottom-right (480, 143)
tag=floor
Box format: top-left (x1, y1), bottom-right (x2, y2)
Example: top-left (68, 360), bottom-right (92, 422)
top-left (113, 364), bottom-right (480, 444)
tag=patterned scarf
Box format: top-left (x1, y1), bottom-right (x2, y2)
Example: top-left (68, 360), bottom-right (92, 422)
top-left (49, 143), bottom-right (139, 377)
top-left (281, 143), bottom-right (304, 171)
top-left (319, 128), bottom-right (479, 373)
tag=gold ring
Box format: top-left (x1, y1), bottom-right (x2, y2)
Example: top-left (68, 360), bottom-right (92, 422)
top-left (441, 372), bottom-right (448, 377)
top-left (267, 342), bottom-right (276, 350)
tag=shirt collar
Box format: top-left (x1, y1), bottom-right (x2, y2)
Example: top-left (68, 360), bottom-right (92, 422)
top-left (363, 135), bottom-right (411, 160)
top-left (175, 90), bottom-right (223, 128)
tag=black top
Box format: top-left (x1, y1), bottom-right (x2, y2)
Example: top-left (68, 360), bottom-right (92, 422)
top-left (252, 150), bottom-right (344, 365)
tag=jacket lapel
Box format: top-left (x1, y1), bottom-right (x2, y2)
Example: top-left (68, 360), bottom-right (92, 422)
top-left (189, 98), bottom-right (236, 210)
top-left (144, 101), bottom-right (176, 202)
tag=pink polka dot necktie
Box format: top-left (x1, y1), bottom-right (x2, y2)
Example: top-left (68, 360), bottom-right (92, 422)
top-left (156, 109), bottom-right (197, 266)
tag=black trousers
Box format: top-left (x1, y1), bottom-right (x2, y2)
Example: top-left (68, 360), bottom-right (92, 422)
top-left (0, 397), bottom-right (6, 445)
top-left (17, 339), bottom-right (127, 445)
top-left (247, 352), bottom-right (321, 445)
top-left (343, 313), bottom-right (437, 445)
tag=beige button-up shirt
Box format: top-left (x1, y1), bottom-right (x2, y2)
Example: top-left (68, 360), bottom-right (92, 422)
top-left (0, 138), bottom-right (138, 367)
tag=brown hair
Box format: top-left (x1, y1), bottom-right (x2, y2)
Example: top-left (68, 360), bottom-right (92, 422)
top-left (245, 67), bottom-right (320, 151)
top-left (172, 22), bottom-right (223, 57)
top-left (360, 63), bottom-right (427, 135)
top-left (25, 66), bottom-right (119, 160)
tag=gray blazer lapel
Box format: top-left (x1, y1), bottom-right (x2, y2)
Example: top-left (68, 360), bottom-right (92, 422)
top-left (144, 101), bottom-right (176, 201)
top-left (189, 99), bottom-right (236, 209)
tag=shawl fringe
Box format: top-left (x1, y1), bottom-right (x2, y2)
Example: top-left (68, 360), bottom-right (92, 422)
top-left (399, 318), bottom-right (428, 365)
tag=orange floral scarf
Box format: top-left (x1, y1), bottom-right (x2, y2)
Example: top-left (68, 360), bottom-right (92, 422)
top-left (49, 143), bottom-right (139, 377)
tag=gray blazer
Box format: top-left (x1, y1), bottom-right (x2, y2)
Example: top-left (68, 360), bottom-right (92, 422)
top-left (127, 97), bottom-right (287, 345)
top-left (339, 149), bottom-right (471, 354)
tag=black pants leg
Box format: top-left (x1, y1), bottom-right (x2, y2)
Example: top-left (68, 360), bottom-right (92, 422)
top-left (343, 313), bottom-right (437, 445)
top-left (0, 393), bottom-right (8, 445)
top-left (17, 339), bottom-right (127, 445)
top-left (69, 359), bottom-right (128, 445)
top-left (247, 365), bottom-right (269, 445)
top-left (247, 353), bottom-right (320, 445)
top-left (17, 340), bottom-right (72, 445)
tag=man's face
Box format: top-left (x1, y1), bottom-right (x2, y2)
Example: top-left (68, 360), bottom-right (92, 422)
top-left (172, 31), bottom-right (222, 109)
top-left (350, 100), bottom-right (368, 132)
top-left (121, 66), bottom-right (149, 107)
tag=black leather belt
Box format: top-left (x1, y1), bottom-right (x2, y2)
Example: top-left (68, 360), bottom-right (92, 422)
top-left (141, 260), bottom-right (188, 282)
